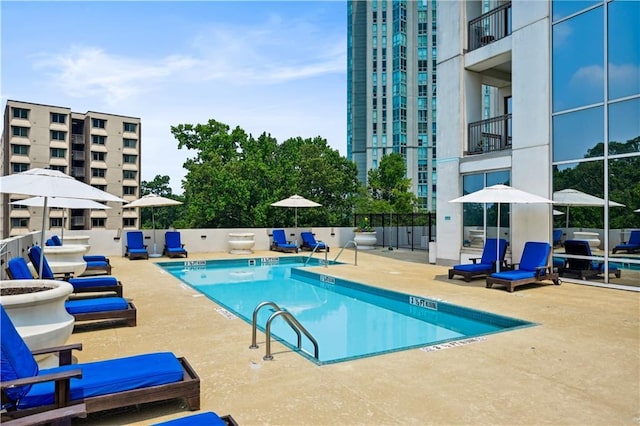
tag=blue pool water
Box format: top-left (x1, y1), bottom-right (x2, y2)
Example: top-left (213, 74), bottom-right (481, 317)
top-left (159, 257), bottom-right (533, 364)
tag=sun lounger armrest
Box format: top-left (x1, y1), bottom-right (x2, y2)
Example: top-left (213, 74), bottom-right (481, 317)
top-left (1, 368), bottom-right (82, 389)
top-left (31, 343), bottom-right (82, 365)
top-left (534, 265), bottom-right (551, 279)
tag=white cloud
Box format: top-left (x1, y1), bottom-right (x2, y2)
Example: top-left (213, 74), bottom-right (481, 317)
top-left (570, 64), bottom-right (604, 88)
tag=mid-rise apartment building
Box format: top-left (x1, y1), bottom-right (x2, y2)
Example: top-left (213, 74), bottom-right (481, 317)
top-left (348, 0), bottom-right (438, 211)
top-left (1, 100), bottom-right (142, 238)
top-left (437, 0), bottom-right (639, 290)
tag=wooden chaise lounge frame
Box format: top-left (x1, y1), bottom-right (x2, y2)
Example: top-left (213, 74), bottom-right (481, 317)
top-left (0, 344), bottom-right (200, 423)
top-left (486, 266), bottom-right (559, 292)
top-left (71, 301), bottom-right (137, 328)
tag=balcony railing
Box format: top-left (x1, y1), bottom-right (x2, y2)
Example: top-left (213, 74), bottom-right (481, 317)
top-left (71, 134), bottom-right (85, 145)
top-left (467, 114), bottom-right (512, 155)
top-left (71, 167), bottom-right (85, 178)
top-left (468, 2), bottom-right (512, 52)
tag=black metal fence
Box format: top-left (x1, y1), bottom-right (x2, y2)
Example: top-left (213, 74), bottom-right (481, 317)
top-left (467, 2), bottom-right (512, 52)
top-left (354, 213), bottom-right (435, 250)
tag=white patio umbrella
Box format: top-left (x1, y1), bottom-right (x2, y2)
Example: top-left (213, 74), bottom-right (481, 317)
top-left (553, 188), bottom-right (625, 229)
top-left (634, 209), bottom-right (640, 213)
top-left (10, 196), bottom-right (111, 239)
top-left (449, 184), bottom-right (553, 272)
top-left (125, 194), bottom-right (183, 257)
top-left (0, 168), bottom-right (126, 277)
top-left (271, 194), bottom-right (322, 229)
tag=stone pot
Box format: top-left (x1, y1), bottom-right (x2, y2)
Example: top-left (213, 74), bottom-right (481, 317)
top-left (353, 231), bottom-right (377, 250)
top-left (0, 279), bottom-right (75, 366)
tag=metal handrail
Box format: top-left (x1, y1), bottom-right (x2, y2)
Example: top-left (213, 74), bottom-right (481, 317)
top-left (249, 301), bottom-right (319, 361)
top-left (263, 310), bottom-right (319, 361)
top-left (333, 240), bottom-right (358, 266)
top-left (303, 244), bottom-right (329, 267)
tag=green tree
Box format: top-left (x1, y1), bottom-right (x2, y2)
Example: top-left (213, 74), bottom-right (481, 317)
top-left (172, 120), bottom-right (360, 228)
top-left (139, 175), bottom-right (184, 229)
top-left (355, 153), bottom-right (418, 214)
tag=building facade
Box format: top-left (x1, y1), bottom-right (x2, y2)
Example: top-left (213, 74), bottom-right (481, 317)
top-left (437, 0), bottom-right (639, 289)
top-left (348, 0), bottom-right (438, 211)
top-left (1, 100), bottom-right (142, 238)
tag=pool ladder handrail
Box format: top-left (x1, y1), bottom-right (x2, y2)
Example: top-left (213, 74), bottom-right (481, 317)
top-left (333, 240), bottom-right (358, 266)
top-left (249, 301), bottom-right (319, 361)
top-left (303, 244), bottom-right (329, 267)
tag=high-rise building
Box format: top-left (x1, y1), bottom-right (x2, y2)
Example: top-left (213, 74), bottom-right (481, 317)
top-left (436, 0), bottom-right (639, 289)
top-left (348, 0), bottom-right (438, 211)
top-left (1, 100), bottom-right (142, 238)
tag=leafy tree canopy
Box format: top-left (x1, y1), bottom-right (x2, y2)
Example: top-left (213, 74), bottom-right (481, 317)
top-left (139, 175), bottom-right (185, 229)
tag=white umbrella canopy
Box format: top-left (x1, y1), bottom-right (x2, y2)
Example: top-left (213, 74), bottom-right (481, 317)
top-left (635, 209), bottom-right (640, 213)
top-left (125, 194), bottom-right (183, 257)
top-left (553, 188), bottom-right (625, 229)
top-left (271, 194), bottom-right (322, 229)
top-left (0, 168), bottom-right (126, 277)
top-left (11, 196), bottom-right (111, 240)
top-left (449, 184), bottom-right (554, 272)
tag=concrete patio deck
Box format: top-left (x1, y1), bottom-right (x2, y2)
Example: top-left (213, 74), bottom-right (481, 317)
top-left (70, 249), bottom-right (639, 425)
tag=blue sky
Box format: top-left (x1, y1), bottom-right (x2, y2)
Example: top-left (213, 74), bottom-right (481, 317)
top-left (1, 1), bottom-right (347, 193)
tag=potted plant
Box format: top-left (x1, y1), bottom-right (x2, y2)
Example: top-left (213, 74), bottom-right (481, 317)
top-left (353, 217), bottom-right (377, 250)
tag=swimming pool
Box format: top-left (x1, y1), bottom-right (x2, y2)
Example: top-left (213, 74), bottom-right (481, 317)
top-left (159, 257), bottom-right (534, 364)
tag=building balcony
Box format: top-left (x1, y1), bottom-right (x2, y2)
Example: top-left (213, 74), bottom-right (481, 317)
top-left (468, 2), bottom-right (511, 52)
top-left (467, 114), bottom-right (512, 155)
top-left (71, 134), bottom-right (85, 145)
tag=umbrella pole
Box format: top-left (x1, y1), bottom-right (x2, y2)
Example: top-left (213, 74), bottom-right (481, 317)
top-left (152, 207), bottom-right (157, 256)
top-left (61, 209), bottom-right (66, 240)
top-left (38, 197), bottom-right (48, 279)
top-left (496, 203), bottom-right (501, 273)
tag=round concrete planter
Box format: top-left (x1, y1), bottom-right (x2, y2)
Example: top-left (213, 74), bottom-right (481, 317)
top-left (42, 245), bottom-right (88, 276)
top-left (228, 233), bottom-right (256, 254)
top-left (0, 279), bottom-right (75, 366)
top-left (62, 235), bottom-right (91, 250)
top-left (353, 231), bottom-right (377, 250)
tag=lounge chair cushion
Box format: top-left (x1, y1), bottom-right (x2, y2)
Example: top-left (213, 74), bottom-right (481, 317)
top-left (68, 276), bottom-right (119, 288)
top-left (453, 263), bottom-right (495, 273)
top-left (490, 270), bottom-right (537, 281)
top-left (51, 235), bottom-right (63, 246)
top-left (272, 229), bottom-right (298, 251)
top-left (85, 260), bottom-right (110, 269)
top-left (165, 232), bottom-right (187, 256)
top-left (17, 352), bottom-right (184, 409)
top-left (153, 412), bottom-right (228, 426)
top-left (518, 242), bottom-right (551, 272)
top-left (65, 297), bottom-right (129, 315)
top-left (83, 255), bottom-right (108, 262)
top-left (0, 307), bottom-right (39, 403)
top-left (7, 257), bottom-right (33, 279)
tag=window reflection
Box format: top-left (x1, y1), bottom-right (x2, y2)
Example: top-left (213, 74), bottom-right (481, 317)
top-left (553, 106), bottom-right (604, 162)
top-left (552, 6), bottom-right (603, 112)
top-left (461, 171), bottom-right (510, 248)
top-left (552, 0), bottom-right (600, 22)
top-left (608, 0), bottom-right (640, 100)
top-left (608, 98), bottom-right (640, 155)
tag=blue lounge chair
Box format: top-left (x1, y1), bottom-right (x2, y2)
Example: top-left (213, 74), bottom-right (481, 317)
top-left (6, 257), bottom-right (136, 328)
top-left (125, 231), bottom-right (149, 260)
top-left (300, 231), bottom-right (329, 252)
top-left (559, 240), bottom-right (621, 280)
top-left (0, 306), bottom-right (200, 422)
top-left (486, 241), bottom-right (560, 292)
top-left (612, 230), bottom-right (640, 254)
top-left (448, 238), bottom-right (508, 282)
top-left (27, 246), bottom-right (123, 297)
top-left (46, 234), bottom-right (112, 275)
top-left (164, 231), bottom-right (188, 258)
top-left (270, 229), bottom-right (299, 253)
top-left (153, 411), bottom-right (238, 426)
top-left (553, 229), bottom-right (563, 247)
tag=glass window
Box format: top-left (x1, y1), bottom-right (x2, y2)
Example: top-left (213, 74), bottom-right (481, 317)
top-left (92, 218), bottom-right (106, 227)
top-left (11, 218), bottom-right (28, 228)
top-left (608, 0), bottom-right (640, 100)
top-left (123, 186), bottom-right (136, 195)
top-left (92, 135), bottom-right (106, 145)
top-left (50, 130), bottom-right (66, 141)
top-left (123, 138), bottom-right (137, 148)
top-left (11, 144), bottom-right (29, 155)
top-left (51, 113), bottom-right (66, 124)
top-left (92, 168), bottom-right (106, 177)
top-left (123, 122), bottom-right (137, 133)
top-left (552, 6), bottom-right (603, 112)
top-left (92, 118), bottom-right (106, 128)
top-left (50, 218), bottom-right (63, 228)
top-left (12, 126), bottom-right (29, 137)
top-left (553, 106), bottom-right (604, 162)
top-left (123, 170), bottom-right (137, 180)
top-left (92, 184), bottom-right (106, 191)
top-left (50, 148), bottom-right (66, 158)
top-left (123, 154), bottom-right (137, 164)
top-left (12, 163), bottom-right (29, 173)
top-left (553, 161), bottom-right (606, 228)
top-left (609, 98), bottom-right (640, 155)
top-left (12, 107), bottom-right (29, 119)
top-left (92, 152), bottom-right (106, 161)
top-left (50, 165), bottom-right (66, 173)
top-left (123, 218), bottom-right (137, 227)
top-left (552, 0), bottom-right (600, 22)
